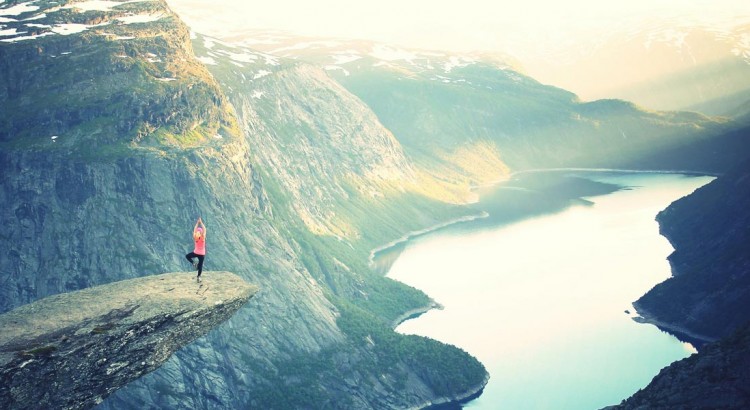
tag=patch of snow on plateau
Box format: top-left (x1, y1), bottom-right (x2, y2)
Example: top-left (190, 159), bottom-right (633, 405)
top-left (0, 2), bottom-right (40, 17)
top-left (227, 52), bottom-right (258, 63)
top-left (443, 55), bottom-right (476, 72)
top-left (324, 65), bottom-right (350, 76)
top-left (62, 0), bottom-right (143, 12)
top-left (0, 31), bottom-right (52, 42)
top-left (52, 23), bottom-right (99, 35)
top-left (253, 70), bottom-right (271, 79)
top-left (331, 53), bottom-right (361, 65)
top-left (0, 27), bottom-right (21, 36)
top-left (198, 56), bottom-right (217, 65)
top-left (117, 13), bottom-right (165, 24)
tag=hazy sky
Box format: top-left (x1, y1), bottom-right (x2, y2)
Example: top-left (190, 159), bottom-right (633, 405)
top-left (168, 0), bottom-right (750, 54)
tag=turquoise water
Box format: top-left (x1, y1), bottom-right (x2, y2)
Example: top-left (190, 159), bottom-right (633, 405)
top-left (386, 172), bottom-right (713, 409)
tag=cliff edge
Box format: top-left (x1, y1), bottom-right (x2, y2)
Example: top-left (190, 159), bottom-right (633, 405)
top-left (0, 271), bottom-right (258, 410)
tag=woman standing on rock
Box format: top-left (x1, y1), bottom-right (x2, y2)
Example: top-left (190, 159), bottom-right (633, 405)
top-left (186, 217), bottom-right (206, 282)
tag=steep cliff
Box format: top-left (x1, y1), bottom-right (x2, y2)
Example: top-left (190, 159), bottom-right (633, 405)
top-left (608, 323), bottom-right (750, 409)
top-left (634, 154), bottom-right (750, 343)
top-left (0, 271), bottom-right (258, 410)
top-left (1, 1), bottom-right (487, 408)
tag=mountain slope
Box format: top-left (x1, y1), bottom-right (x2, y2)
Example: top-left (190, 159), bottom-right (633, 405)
top-left (1, 1), bottom-right (487, 408)
top-left (229, 32), bottom-right (736, 177)
top-left (516, 20), bottom-right (750, 116)
top-left (634, 152), bottom-right (750, 343)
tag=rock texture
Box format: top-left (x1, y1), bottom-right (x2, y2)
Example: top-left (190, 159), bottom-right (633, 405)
top-left (607, 323), bottom-right (750, 409)
top-left (0, 2), bottom-right (486, 408)
top-left (0, 271), bottom-right (258, 410)
top-left (635, 155), bottom-right (750, 342)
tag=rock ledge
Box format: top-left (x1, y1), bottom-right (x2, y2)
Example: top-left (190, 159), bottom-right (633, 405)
top-left (0, 271), bottom-right (258, 410)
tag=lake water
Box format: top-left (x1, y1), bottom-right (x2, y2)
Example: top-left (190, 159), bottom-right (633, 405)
top-left (385, 172), bottom-right (713, 409)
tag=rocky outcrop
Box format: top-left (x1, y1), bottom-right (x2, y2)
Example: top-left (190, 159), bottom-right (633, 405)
top-left (0, 271), bottom-right (258, 410)
top-left (0, 0), bottom-right (234, 147)
top-left (607, 323), bottom-right (750, 409)
top-left (1, 2), bottom-right (486, 409)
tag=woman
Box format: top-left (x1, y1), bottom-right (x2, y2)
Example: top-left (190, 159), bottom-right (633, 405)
top-left (185, 217), bottom-right (206, 282)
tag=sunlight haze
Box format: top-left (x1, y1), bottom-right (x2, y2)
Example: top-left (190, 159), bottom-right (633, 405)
top-left (168, 0), bottom-right (750, 54)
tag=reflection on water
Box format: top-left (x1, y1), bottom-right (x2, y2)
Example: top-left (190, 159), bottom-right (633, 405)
top-left (384, 172), bottom-right (713, 410)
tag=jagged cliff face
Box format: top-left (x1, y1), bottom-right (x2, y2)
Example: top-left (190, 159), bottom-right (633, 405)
top-left (610, 323), bottom-right (750, 409)
top-left (0, 0), bottom-right (343, 407)
top-left (634, 154), bottom-right (750, 342)
top-left (0, 272), bottom-right (258, 410)
top-left (1, 1), bottom-right (487, 408)
top-left (191, 35), bottom-right (418, 236)
top-left (0, 0), bottom-right (234, 147)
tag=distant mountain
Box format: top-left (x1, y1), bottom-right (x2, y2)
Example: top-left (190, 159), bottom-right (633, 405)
top-left (233, 30), bottom-right (738, 177)
top-left (516, 20), bottom-right (750, 116)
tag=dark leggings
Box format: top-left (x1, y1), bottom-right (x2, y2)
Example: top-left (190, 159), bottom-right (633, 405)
top-left (186, 252), bottom-right (205, 276)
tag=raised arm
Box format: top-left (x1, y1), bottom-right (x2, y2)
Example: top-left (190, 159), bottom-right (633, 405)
top-left (198, 217), bottom-right (206, 237)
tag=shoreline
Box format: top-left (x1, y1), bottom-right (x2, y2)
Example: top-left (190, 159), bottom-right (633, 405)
top-left (632, 302), bottom-right (717, 349)
top-left (368, 211), bottom-right (489, 269)
top-left (391, 301), bottom-right (444, 329)
top-left (371, 167), bottom-right (717, 272)
top-left (413, 373), bottom-right (491, 410)
top-left (374, 167), bottom-right (717, 408)
top-left (507, 167), bottom-right (722, 178)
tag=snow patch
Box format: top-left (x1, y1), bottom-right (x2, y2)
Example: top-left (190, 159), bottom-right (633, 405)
top-left (252, 70), bottom-right (271, 79)
top-left (198, 56), bottom-right (217, 65)
top-left (117, 13), bottom-right (165, 25)
top-left (227, 52), bottom-right (258, 63)
top-left (62, 0), bottom-right (150, 12)
top-left (264, 54), bottom-right (279, 66)
top-left (0, 2), bottom-right (40, 17)
top-left (324, 65), bottom-right (350, 76)
top-left (0, 16), bottom-right (16, 23)
top-left (251, 90), bottom-right (264, 99)
top-left (25, 23), bottom-right (50, 28)
top-left (156, 77), bottom-right (176, 82)
top-left (331, 53), bottom-right (361, 65)
top-left (52, 23), bottom-right (98, 35)
top-left (0, 27), bottom-right (21, 36)
top-left (443, 55), bottom-right (476, 73)
top-left (0, 31), bottom-right (51, 42)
